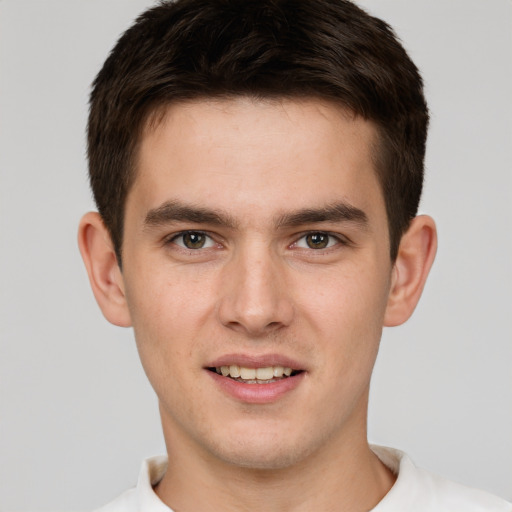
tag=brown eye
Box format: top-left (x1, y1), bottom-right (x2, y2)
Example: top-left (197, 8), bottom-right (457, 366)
top-left (172, 231), bottom-right (215, 249)
top-left (305, 232), bottom-right (330, 249)
top-left (183, 232), bottom-right (206, 249)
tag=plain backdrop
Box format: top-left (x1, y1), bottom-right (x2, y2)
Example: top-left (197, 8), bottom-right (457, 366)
top-left (0, 0), bottom-right (511, 510)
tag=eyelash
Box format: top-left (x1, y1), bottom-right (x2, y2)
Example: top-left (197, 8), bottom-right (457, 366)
top-left (166, 230), bottom-right (217, 250)
top-left (165, 230), bottom-right (349, 252)
top-left (292, 231), bottom-right (347, 250)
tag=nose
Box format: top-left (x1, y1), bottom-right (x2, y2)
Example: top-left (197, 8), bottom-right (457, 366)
top-left (217, 243), bottom-right (294, 336)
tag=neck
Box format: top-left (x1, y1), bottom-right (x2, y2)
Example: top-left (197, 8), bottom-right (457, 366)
top-left (155, 417), bottom-right (395, 512)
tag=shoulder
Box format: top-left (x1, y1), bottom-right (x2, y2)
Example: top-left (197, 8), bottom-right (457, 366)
top-left (417, 469), bottom-right (512, 511)
top-left (91, 455), bottom-right (170, 512)
top-left (372, 446), bottom-right (512, 512)
top-left (92, 488), bottom-right (137, 512)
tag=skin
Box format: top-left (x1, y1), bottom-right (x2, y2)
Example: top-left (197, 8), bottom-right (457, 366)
top-left (79, 97), bottom-right (437, 511)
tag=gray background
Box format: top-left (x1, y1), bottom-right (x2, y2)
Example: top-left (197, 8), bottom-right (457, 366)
top-left (0, 0), bottom-right (510, 509)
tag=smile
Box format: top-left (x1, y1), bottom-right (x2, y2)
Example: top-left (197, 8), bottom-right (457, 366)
top-left (211, 365), bottom-right (299, 383)
top-left (206, 355), bottom-right (306, 403)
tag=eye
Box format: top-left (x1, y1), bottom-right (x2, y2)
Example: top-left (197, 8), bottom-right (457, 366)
top-left (170, 231), bottom-right (216, 250)
top-left (294, 232), bottom-right (340, 250)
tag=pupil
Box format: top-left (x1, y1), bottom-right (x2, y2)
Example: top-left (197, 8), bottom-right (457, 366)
top-left (184, 232), bottom-right (205, 249)
top-left (307, 233), bottom-right (328, 249)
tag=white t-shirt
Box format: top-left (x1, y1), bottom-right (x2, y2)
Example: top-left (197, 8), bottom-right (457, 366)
top-left (94, 446), bottom-right (511, 511)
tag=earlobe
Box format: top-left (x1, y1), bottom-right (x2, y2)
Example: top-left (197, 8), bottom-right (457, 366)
top-left (77, 212), bottom-right (132, 327)
top-left (384, 215), bottom-right (437, 327)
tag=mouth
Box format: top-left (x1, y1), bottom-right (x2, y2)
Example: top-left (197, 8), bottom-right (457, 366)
top-left (208, 365), bottom-right (302, 384)
top-left (205, 354), bottom-right (306, 403)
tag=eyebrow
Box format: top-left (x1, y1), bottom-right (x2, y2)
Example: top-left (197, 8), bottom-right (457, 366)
top-left (143, 200), bottom-right (368, 231)
top-left (144, 201), bottom-right (239, 229)
top-left (275, 202), bottom-right (368, 229)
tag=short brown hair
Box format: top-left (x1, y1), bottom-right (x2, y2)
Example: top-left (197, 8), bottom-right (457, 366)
top-left (88, 0), bottom-right (428, 263)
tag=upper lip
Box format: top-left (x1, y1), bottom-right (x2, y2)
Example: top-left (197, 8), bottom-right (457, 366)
top-left (206, 353), bottom-right (305, 371)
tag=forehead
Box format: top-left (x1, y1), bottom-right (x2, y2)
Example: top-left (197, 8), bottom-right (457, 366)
top-left (129, 97), bottom-right (385, 225)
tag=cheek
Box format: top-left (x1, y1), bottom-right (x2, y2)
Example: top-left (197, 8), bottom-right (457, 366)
top-left (126, 262), bottom-right (212, 330)
top-left (123, 269), bottom-right (213, 381)
top-left (297, 260), bottom-right (391, 358)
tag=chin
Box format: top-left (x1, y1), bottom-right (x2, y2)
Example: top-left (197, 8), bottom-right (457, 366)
top-left (205, 430), bottom-right (321, 471)
top-left (218, 448), bottom-right (304, 471)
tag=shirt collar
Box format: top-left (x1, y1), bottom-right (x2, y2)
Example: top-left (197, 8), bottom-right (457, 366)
top-left (136, 455), bottom-right (173, 511)
top-left (135, 446), bottom-right (412, 511)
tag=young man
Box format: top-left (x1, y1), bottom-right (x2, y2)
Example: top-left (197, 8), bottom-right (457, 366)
top-left (78, 0), bottom-right (511, 510)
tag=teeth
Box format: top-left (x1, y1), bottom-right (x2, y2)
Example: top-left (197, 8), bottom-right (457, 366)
top-left (256, 367), bottom-right (274, 380)
top-left (216, 365), bottom-right (295, 381)
top-left (229, 364), bottom-right (241, 378)
top-left (273, 366), bottom-right (284, 378)
top-left (240, 367), bottom-right (256, 380)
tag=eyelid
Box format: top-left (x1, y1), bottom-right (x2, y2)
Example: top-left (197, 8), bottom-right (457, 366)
top-left (165, 230), bottom-right (217, 249)
top-left (291, 231), bottom-right (350, 250)
top-left (162, 229), bottom-right (350, 252)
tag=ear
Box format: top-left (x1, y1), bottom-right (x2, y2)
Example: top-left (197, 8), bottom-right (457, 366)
top-left (384, 215), bottom-right (437, 327)
top-left (78, 212), bottom-right (132, 327)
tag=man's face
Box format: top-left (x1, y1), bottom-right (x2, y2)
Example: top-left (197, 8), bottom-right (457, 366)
top-left (120, 97), bottom-right (394, 469)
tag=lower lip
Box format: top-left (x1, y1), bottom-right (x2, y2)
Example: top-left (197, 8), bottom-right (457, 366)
top-left (206, 370), bottom-right (305, 404)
